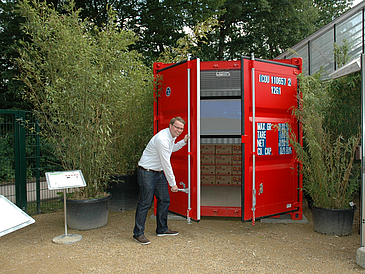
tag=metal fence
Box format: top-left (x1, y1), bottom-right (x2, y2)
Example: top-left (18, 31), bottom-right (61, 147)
top-left (0, 110), bottom-right (63, 214)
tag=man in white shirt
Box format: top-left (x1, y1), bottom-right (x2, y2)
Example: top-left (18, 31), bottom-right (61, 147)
top-left (133, 117), bottom-right (190, 245)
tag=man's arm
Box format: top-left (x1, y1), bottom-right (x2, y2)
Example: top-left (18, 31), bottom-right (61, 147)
top-left (172, 135), bottom-right (190, 152)
top-left (156, 139), bottom-right (177, 187)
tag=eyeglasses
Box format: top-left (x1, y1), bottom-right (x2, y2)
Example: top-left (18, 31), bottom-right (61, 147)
top-left (173, 124), bottom-right (184, 131)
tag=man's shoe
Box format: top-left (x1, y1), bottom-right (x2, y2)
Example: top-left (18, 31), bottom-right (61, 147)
top-left (133, 235), bottom-right (150, 245)
top-left (157, 229), bottom-right (179, 236)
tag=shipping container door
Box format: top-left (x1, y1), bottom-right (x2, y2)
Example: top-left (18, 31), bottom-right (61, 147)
top-left (242, 57), bottom-right (302, 222)
top-left (154, 58), bottom-right (200, 221)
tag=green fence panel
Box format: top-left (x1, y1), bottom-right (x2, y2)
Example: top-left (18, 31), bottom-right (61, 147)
top-left (0, 110), bottom-right (17, 204)
top-left (0, 109), bottom-right (63, 214)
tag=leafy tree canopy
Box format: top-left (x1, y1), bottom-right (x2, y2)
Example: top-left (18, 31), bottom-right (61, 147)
top-left (0, 0), bottom-right (354, 109)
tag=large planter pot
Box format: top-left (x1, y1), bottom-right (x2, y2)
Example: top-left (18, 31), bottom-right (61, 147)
top-left (312, 206), bottom-right (356, 236)
top-left (107, 174), bottom-right (139, 212)
top-left (66, 194), bottom-right (112, 230)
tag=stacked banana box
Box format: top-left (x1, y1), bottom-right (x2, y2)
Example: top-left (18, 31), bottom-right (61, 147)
top-left (200, 144), bottom-right (242, 185)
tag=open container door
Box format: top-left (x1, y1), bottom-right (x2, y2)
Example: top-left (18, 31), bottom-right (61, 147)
top-left (153, 58), bottom-right (200, 221)
top-left (241, 56), bottom-right (303, 223)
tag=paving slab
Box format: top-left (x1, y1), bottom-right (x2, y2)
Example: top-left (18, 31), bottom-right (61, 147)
top-left (260, 213), bottom-right (308, 224)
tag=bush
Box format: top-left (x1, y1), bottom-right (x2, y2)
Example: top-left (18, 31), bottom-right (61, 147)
top-left (16, 0), bottom-right (153, 199)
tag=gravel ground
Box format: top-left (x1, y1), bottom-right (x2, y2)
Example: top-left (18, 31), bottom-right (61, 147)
top-left (1, 199), bottom-right (364, 274)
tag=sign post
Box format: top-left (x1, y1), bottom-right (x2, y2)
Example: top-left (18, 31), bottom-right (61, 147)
top-left (45, 170), bottom-right (86, 244)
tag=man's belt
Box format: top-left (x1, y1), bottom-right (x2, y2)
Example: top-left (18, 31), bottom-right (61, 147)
top-left (138, 166), bottom-right (163, 173)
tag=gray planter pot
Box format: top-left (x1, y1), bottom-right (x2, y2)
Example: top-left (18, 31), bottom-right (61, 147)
top-left (312, 206), bottom-right (356, 236)
top-left (66, 194), bottom-right (111, 230)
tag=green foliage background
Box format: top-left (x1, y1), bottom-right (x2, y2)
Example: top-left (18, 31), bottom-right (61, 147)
top-left (16, 0), bottom-right (153, 198)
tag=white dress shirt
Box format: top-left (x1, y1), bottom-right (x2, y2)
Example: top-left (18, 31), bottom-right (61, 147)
top-left (138, 128), bottom-right (186, 187)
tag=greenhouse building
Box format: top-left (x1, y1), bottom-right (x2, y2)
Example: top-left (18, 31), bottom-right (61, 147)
top-left (276, 1), bottom-right (365, 78)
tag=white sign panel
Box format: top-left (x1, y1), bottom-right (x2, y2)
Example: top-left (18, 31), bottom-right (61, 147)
top-left (0, 195), bottom-right (35, 237)
top-left (45, 170), bottom-right (86, 190)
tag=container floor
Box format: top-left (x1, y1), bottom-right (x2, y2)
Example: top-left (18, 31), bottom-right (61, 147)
top-left (201, 185), bottom-right (241, 207)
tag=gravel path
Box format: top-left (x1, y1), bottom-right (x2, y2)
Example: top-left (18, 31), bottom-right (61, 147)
top-left (1, 200), bottom-right (364, 273)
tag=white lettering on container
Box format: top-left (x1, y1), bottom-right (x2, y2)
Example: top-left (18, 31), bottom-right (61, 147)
top-left (271, 76), bottom-right (286, 85)
top-left (271, 86), bottom-right (281, 95)
top-left (256, 122), bottom-right (272, 156)
top-left (259, 74), bottom-right (270, 83)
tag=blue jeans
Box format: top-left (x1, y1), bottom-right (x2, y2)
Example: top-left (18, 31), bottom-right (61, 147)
top-left (133, 169), bottom-right (170, 236)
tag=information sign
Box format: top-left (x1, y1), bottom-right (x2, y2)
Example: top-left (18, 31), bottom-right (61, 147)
top-left (46, 170), bottom-right (86, 190)
top-left (45, 170), bottom-right (86, 244)
top-left (0, 195), bottom-right (35, 237)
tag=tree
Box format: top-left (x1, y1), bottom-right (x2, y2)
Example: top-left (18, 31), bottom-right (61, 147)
top-left (119, 0), bottom-right (225, 64)
top-left (0, 1), bottom-right (29, 109)
top-left (0, 0), bottom-right (60, 110)
top-left (0, 0), bottom-right (354, 110)
top-left (49, 0), bottom-right (225, 64)
top-left (198, 0), bottom-right (353, 60)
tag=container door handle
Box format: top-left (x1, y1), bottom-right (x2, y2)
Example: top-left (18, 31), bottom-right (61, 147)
top-left (173, 182), bottom-right (189, 193)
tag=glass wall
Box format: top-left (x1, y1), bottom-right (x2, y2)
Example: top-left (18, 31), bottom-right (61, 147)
top-left (336, 12), bottom-right (362, 61)
top-left (276, 5), bottom-right (364, 78)
top-left (311, 30), bottom-right (335, 76)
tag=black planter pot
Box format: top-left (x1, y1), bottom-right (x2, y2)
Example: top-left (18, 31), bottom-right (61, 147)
top-left (107, 174), bottom-right (139, 212)
top-left (66, 194), bottom-right (111, 230)
top-left (312, 206), bottom-right (356, 236)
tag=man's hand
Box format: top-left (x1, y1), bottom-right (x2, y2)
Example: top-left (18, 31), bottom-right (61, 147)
top-left (184, 134), bottom-right (190, 143)
top-left (171, 185), bottom-right (178, 193)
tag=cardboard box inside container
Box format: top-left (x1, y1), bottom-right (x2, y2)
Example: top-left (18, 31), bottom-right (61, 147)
top-left (201, 154), bottom-right (215, 164)
top-left (232, 144), bottom-right (241, 154)
top-left (200, 144), bottom-right (215, 154)
top-left (232, 172), bottom-right (242, 176)
top-left (232, 176), bottom-right (242, 185)
top-left (201, 175), bottom-right (216, 185)
top-left (232, 155), bottom-right (242, 165)
top-left (216, 175), bottom-right (232, 185)
top-left (215, 155), bottom-right (232, 165)
top-left (215, 144), bottom-right (232, 154)
top-left (201, 165), bottom-right (216, 175)
top-left (215, 165), bottom-right (232, 175)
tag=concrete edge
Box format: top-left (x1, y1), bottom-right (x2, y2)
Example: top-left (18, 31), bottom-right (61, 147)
top-left (260, 214), bottom-right (308, 224)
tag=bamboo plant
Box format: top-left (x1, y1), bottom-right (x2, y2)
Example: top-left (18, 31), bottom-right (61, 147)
top-left (16, 0), bottom-right (153, 199)
top-left (288, 72), bottom-right (360, 209)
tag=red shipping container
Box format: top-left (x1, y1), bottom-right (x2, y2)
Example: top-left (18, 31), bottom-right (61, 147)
top-left (153, 56), bottom-right (303, 222)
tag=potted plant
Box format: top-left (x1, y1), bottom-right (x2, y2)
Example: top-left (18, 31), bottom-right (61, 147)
top-left (16, 1), bottom-right (153, 229)
top-left (106, 101), bottom-right (153, 212)
top-left (288, 71), bottom-right (361, 236)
